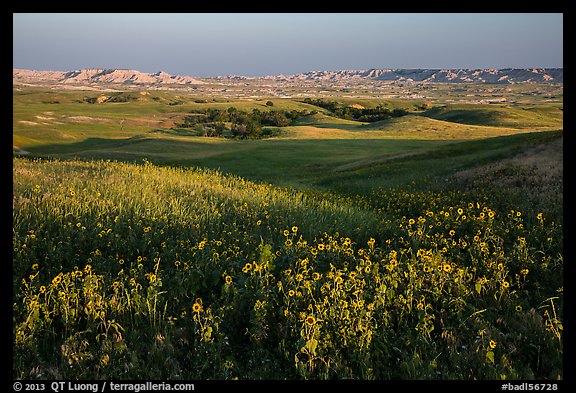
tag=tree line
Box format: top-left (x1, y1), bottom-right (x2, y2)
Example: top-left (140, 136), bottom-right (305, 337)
top-left (302, 98), bottom-right (409, 122)
top-left (178, 107), bottom-right (314, 139)
top-left (177, 99), bottom-right (413, 139)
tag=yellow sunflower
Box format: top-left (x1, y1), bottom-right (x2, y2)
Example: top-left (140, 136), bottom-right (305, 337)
top-left (192, 302), bottom-right (203, 313)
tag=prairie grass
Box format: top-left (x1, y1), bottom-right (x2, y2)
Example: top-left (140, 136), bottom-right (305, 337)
top-left (12, 86), bottom-right (563, 380)
top-left (13, 155), bottom-right (562, 379)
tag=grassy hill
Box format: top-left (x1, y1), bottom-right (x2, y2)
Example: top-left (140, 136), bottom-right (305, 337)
top-left (421, 104), bottom-right (563, 129)
top-left (319, 130), bottom-right (563, 212)
top-left (13, 87), bottom-right (564, 192)
top-left (12, 88), bottom-right (322, 148)
top-left (13, 149), bottom-right (563, 379)
top-left (12, 85), bottom-right (563, 380)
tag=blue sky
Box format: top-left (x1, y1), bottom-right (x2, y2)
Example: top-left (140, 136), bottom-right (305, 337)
top-left (13, 13), bottom-right (563, 77)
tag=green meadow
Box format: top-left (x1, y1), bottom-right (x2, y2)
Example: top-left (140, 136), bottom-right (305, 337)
top-left (13, 87), bottom-right (562, 186)
top-left (13, 85), bottom-right (563, 379)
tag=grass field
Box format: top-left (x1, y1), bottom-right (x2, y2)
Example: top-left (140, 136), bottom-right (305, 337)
top-left (12, 84), bottom-right (563, 380)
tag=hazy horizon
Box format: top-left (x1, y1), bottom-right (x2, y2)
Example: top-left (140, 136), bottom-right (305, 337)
top-left (13, 13), bottom-right (563, 77)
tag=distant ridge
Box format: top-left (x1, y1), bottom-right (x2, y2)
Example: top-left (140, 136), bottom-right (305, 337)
top-left (13, 67), bottom-right (562, 85)
top-left (267, 68), bottom-right (563, 84)
top-left (13, 68), bottom-right (206, 85)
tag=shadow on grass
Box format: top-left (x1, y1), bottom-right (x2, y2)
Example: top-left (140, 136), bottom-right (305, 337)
top-left (19, 130), bottom-right (562, 196)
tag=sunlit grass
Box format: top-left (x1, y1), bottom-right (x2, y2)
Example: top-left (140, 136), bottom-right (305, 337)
top-left (13, 156), bottom-right (562, 379)
top-left (12, 85), bottom-right (563, 380)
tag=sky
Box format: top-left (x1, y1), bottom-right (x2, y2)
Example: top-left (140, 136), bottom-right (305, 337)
top-left (13, 13), bottom-right (563, 77)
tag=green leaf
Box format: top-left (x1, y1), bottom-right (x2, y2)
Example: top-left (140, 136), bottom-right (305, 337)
top-left (475, 282), bottom-right (482, 294)
top-left (486, 350), bottom-right (495, 364)
top-left (306, 338), bottom-right (318, 356)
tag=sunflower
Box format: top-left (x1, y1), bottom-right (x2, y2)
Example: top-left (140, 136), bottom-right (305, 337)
top-left (225, 275), bottom-right (232, 285)
top-left (51, 275), bottom-right (62, 286)
top-left (292, 226), bottom-right (298, 233)
top-left (489, 340), bottom-right (497, 349)
top-left (443, 264), bottom-right (452, 273)
top-left (192, 302), bottom-right (203, 313)
top-left (305, 314), bottom-right (316, 326)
